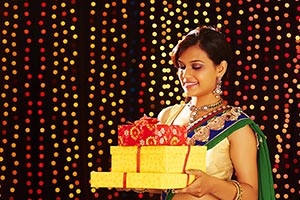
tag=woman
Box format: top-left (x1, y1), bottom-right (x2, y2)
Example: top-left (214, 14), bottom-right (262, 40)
top-left (156, 26), bottom-right (275, 200)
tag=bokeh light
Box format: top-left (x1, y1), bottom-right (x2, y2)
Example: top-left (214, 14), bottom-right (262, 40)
top-left (1, 0), bottom-right (299, 199)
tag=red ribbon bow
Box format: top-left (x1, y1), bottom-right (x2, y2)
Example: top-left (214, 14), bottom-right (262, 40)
top-left (127, 114), bottom-right (159, 126)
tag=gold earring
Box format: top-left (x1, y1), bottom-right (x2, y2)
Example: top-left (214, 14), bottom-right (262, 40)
top-left (213, 77), bottom-right (223, 98)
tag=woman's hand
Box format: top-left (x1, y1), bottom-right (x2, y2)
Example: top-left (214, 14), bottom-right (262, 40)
top-left (115, 188), bottom-right (146, 193)
top-left (115, 188), bottom-right (131, 192)
top-left (115, 188), bottom-right (162, 194)
top-left (173, 169), bottom-right (215, 198)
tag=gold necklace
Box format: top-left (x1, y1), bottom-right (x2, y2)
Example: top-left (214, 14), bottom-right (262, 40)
top-left (187, 99), bottom-right (223, 124)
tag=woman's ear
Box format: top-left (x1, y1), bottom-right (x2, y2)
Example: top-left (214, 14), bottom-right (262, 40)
top-left (217, 60), bottom-right (228, 77)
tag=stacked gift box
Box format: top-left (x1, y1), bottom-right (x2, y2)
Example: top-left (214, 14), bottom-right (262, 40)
top-left (90, 115), bottom-right (207, 189)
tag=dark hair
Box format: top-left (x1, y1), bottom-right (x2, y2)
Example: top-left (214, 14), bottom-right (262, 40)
top-left (171, 25), bottom-right (232, 71)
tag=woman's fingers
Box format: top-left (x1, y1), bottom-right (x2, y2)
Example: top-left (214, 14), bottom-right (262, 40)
top-left (185, 169), bottom-right (205, 178)
top-left (115, 188), bottom-right (131, 192)
top-left (173, 169), bottom-right (207, 196)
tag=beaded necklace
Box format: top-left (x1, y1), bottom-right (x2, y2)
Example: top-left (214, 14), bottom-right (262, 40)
top-left (187, 99), bottom-right (223, 124)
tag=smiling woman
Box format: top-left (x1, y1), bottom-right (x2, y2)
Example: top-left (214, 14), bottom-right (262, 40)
top-left (153, 26), bottom-right (276, 200)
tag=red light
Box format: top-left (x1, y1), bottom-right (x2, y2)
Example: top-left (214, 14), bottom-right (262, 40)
top-left (41, 2), bottom-right (46, 7)
top-left (38, 20), bottom-right (44, 26)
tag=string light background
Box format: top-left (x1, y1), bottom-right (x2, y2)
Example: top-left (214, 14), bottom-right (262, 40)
top-left (1, 0), bottom-right (299, 199)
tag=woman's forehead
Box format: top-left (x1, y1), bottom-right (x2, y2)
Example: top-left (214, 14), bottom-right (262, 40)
top-left (178, 45), bottom-right (209, 61)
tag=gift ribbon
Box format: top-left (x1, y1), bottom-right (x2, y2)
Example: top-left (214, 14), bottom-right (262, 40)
top-left (182, 145), bottom-right (191, 173)
top-left (136, 146), bottom-right (141, 172)
top-left (127, 114), bottom-right (159, 126)
top-left (186, 174), bottom-right (190, 186)
top-left (123, 172), bottom-right (127, 188)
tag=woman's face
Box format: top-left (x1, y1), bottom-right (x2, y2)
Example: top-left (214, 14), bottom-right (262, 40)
top-left (177, 44), bottom-right (220, 99)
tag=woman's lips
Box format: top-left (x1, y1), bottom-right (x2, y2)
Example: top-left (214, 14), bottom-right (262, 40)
top-left (184, 82), bottom-right (199, 88)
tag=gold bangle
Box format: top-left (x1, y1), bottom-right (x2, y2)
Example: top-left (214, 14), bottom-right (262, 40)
top-left (230, 180), bottom-right (243, 200)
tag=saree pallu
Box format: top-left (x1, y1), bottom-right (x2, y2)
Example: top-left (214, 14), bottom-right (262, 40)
top-left (162, 105), bottom-right (275, 200)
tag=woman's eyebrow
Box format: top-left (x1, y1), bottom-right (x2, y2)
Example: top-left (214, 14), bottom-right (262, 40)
top-left (178, 59), bottom-right (204, 63)
top-left (190, 59), bottom-right (204, 63)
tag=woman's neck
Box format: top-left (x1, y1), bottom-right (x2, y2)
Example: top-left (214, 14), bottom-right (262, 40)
top-left (190, 96), bottom-right (222, 107)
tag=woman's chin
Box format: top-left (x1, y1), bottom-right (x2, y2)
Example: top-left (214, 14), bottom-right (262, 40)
top-left (184, 91), bottom-right (197, 97)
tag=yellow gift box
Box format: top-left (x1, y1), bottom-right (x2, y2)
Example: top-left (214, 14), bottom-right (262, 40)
top-left (111, 145), bottom-right (206, 173)
top-left (90, 171), bottom-right (195, 189)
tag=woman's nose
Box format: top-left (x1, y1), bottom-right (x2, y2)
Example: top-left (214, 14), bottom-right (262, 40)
top-left (183, 68), bottom-right (192, 78)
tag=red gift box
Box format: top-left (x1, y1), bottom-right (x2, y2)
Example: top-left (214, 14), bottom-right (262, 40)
top-left (118, 115), bottom-right (187, 146)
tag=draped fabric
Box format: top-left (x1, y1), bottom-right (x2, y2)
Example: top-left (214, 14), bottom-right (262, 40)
top-left (161, 104), bottom-right (275, 200)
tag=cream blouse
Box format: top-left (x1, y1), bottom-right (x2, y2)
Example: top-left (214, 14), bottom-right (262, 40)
top-left (160, 104), bottom-right (233, 180)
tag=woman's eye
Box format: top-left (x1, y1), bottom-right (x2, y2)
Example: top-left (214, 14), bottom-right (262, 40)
top-left (192, 64), bottom-right (203, 69)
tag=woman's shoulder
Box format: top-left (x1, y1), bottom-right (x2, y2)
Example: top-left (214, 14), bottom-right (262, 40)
top-left (224, 105), bottom-right (258, 143)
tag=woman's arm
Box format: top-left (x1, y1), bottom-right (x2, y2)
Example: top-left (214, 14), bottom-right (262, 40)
top-left (227, 124), bottom-right (258, 199)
